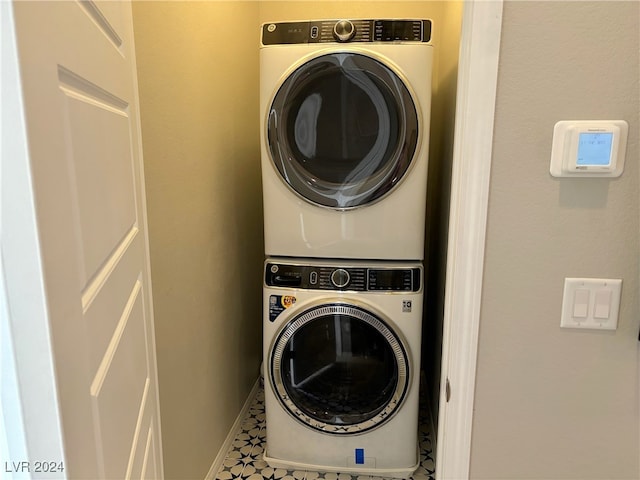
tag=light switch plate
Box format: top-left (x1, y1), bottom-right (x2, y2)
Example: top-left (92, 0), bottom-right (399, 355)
top-left (561, 278), bottom-right (622, 330)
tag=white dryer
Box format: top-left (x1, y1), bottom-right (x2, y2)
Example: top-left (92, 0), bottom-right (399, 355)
top-left (263, 258), bottom-right (423, 478)
top-left (260, 19), bottom-right (433, 261)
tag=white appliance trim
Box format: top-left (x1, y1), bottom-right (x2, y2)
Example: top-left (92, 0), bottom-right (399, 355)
top-left (436, 2), bottom-right (504, 479)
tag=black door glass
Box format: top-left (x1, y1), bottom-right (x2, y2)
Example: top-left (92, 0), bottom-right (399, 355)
top-left (280, 313), bottom-right (398, 426)
top-left (268, 53), bottom-right (419, 209)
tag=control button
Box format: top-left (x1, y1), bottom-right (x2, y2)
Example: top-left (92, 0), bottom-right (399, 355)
top-left (594, 289), bottom-right (612, 319)
top-left (309, 271), bottom-right (318, 285)
top-left (331, 269), bottom-right (350, 288)
top-left (333, 20), bottom-right (356, 42)
top-left (310, 25), bottom-right (319, 39)
top-left (572, 289), bottom-right (589, 318)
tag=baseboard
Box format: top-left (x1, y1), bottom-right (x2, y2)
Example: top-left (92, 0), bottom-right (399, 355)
top-left (204, 378), bottom-right (261, 480)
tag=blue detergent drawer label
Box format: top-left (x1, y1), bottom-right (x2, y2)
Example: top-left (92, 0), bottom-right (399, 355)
top-left (355, 448), bottom-right (365, 464)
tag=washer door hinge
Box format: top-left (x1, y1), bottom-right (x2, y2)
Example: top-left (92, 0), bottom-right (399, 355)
top-left (445, 378), bottom-right (451, 402)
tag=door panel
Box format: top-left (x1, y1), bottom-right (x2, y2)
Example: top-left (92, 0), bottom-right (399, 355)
top-left (84, 233), bottom-right (143, 375)
top-left (129, 394), bottom-right (157, 479)
top-left (78, 0), bottom-right (125, 48)
top-left (91, 282), bottom-right (148, 479)
top-left (60, 77), bottom-right (137, 281)
top-left (12, 0), bottom-right (162, 477)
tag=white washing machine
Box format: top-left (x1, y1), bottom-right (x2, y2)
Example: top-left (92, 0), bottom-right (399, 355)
top-left (260, 19), bottom-right (433, 261)
top-left (263, 257), bottom-right (423, 478)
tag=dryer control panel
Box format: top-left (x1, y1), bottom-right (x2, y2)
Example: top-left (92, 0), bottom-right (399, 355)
top-left (265, 262), bottom-right (421, 292)
top-left (262, 19), bottom-right (432, 45)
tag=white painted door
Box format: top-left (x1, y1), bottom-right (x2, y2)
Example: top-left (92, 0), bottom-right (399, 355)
top-left (10, 1), bottom-right (163, 478)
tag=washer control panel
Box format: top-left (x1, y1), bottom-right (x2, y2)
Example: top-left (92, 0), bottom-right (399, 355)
top-left (262, 19), bottom-right (432, 45)
top-left (265, 262), bottom-right (421, 292)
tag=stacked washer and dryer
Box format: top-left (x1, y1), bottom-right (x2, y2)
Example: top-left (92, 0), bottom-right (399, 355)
top-left (260, 19), bottom-right (433, 479)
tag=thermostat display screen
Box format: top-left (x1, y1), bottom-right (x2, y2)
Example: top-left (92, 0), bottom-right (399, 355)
top-left (576, 132), bottom-right (613, 166)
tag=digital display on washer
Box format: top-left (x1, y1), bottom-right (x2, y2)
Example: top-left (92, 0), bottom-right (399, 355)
top-left (374, 20), bottom-right (428, 42)
top-left (368, 269), bottom-right (415, 291)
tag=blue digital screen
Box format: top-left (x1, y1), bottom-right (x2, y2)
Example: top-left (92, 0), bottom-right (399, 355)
top-left (576, 132), bottom-right (613, 166)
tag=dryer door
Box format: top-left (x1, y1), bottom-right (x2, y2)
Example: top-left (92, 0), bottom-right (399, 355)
top-left (269, 302), bottom-right (410, 434)
top-left (267, 53), bottom-right (419, 209)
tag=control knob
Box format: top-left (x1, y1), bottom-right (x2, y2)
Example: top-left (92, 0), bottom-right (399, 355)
top-left (331, 268), bottom-right (350, 288)
top-left (333, 20), bottom-right (356, 42)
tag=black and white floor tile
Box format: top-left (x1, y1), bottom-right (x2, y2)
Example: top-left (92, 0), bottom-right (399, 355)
top-left (215, 386), bottom-right (435, 480)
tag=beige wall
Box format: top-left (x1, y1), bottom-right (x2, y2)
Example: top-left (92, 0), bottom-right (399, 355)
top-left (131, 3), bottom-right (262, 479)
top-left (471, 2), bottom-right (639, 478)
top-left (258, 1), bottom-right (448, 30)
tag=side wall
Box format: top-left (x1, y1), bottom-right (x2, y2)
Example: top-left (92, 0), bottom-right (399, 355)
top-left (131, 3), bottom-right (263, 479)
top-left (471, 2), bottom-right (639, 478)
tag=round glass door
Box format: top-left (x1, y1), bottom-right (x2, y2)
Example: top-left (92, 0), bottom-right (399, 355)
top-left (270, 303), bottom-right (409, 434)
top-left (267, 53), bottom-right (419, 209)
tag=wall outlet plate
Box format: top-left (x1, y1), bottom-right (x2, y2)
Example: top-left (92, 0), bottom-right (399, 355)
top-left (560, 278), bottom-right (622, 330)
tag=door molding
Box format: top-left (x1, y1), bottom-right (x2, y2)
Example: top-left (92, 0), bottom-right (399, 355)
top-left (1, 0), bottom-right (66, 468)
top-left (436, 2), bottom-right (503, 479)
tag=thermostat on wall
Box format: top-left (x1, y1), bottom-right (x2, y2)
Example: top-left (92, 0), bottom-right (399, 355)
top-left (550, 120), bottom-right (628, 177)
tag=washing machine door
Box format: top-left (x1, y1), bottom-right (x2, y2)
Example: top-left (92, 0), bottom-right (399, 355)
top-left (267, 52), bottom-right (419, 209)
top-left (270, 302), bottom-right (410, 434)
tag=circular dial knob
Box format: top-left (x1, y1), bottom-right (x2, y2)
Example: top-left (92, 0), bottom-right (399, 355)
top-left (331, 269), bottom-right (350, 288)
top-left (333, 20), bottom-right (356, 42)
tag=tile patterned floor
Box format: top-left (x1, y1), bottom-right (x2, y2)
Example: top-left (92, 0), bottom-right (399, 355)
top-left (215, 384), bottom-right (435, 480)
